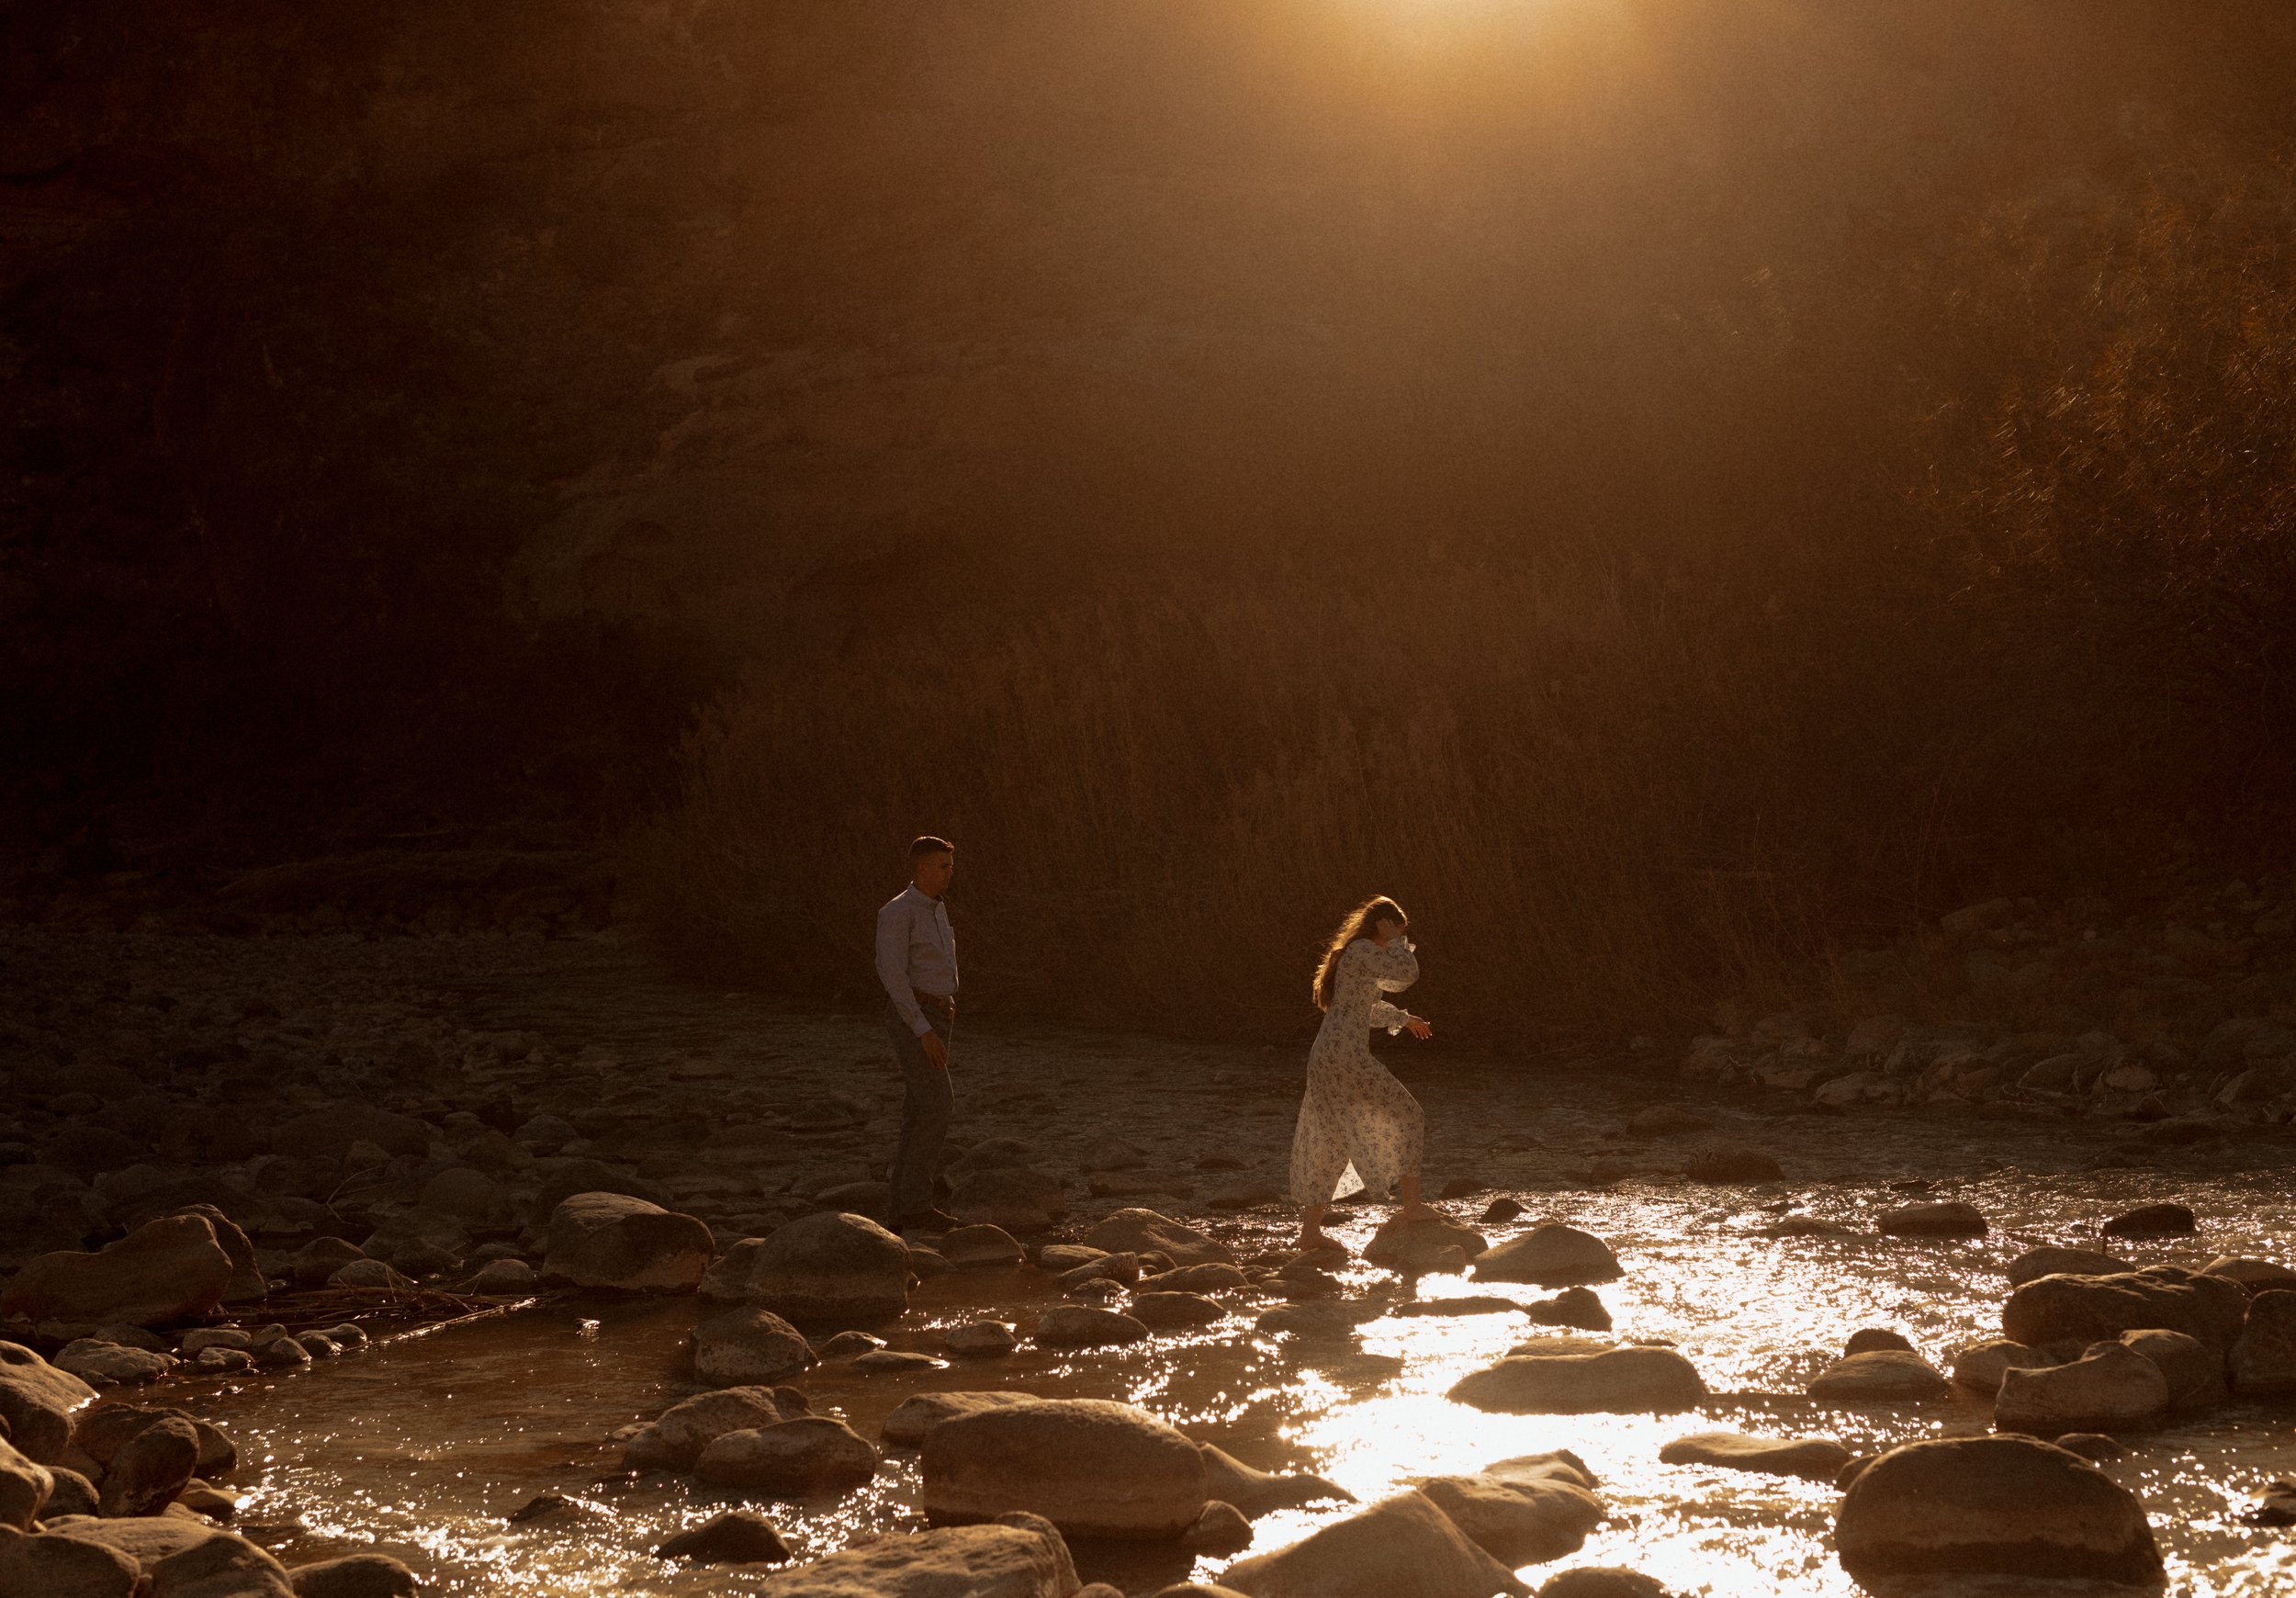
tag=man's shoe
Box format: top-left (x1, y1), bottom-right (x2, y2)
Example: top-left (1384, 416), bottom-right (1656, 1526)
top-left (897, 1207), bottom-right (962, 1232)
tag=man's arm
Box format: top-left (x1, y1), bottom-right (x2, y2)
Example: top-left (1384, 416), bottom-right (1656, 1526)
top-left (876, 902), bottom-right (932, 1036)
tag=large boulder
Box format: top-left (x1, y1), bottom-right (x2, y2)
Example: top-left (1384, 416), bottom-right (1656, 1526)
top-left (1949, 1340), bottom-right (2055, 1395)
top-left (1416, 1469), bottom-right (1603, 1565)
top-left (0, 1437), bottom-right (51, 1531)
top-left (2203, 1256), bottom-right (2296, 1291)
top-left (883, 1391), bottom-right (1045, 1447)
top-left (701, 1213), bottom-right (911, 1328)
top-left (1364, 1216), bottom-right (1490, 1274)
top-left (528, 1157), bottom-right (670, 1218)
top-left (285, 1553), bottom-right (421, 1597)
top-left (0, 1215), bottom-right (234, 1331)
top-left (542, 1193), bottom-right (713, 1292)
top-left (1081, 1210), bottom-right (1234, 1268)
top-left (2118, 1327), bottom-right (2223, 1411)
top-left (49, 1520), bottom-right (296, 1598)
top-left (2003, 1266), bottom-right (2250, 1353)
top-left (693, 1416), bottom-right (879, 1497)
top-left (1994, 1344), bottom-right (2169, 1434)
top-left (692, 1308), bottom-right (814, 1386)
top-left (2007, 1246), bottom-right (2129, 1287)
top-left (623, 1386), bottom-right (806, 1472)
top-left (1448, 1347), bottom-right (1705, 1414)
top-left (0, 1525), bottom-right (142, 1598)
top-left (2231, 1289), bottom-right (2296, 1399)
top-left (97, 1414), bottom-right (199, 1515)
top-left (1221, 1491), bottom-right (1533, 1598)
top-left (1470, 1226), bottom-right (1621, 1286)
top-left (749, 1511), bottom-right (1076, 1597)
top-left (921, 1398), bottom-right (1208, 1539)
top-left (1657, 1431), bottom-right (1849, 1480)
top-left (1806, 1350), bottom-right (1950, 1402)
top-left (1833, 1435), bottom-right (2163, 1584)
top-left (0, 1344), bottom-right (96, 1465)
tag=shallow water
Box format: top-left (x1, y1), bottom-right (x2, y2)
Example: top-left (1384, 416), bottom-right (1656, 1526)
top-left (172, 1171), bottom-right (2296, 1596)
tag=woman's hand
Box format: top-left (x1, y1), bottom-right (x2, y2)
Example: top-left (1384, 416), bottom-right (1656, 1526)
top-left (1406, 1017), bottom-right (1433, 1040)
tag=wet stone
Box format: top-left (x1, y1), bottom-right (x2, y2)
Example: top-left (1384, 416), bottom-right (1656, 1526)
top-left (282, 1551), bottom-right (420, 1596)
top-left (2103, 1202), bottom-right (2197, 1237)
top-left (1471, 1224), bottom-right (1622, 1286)
top-left (852, 1349), bottom-right (945, 1373)
top-left (1876, 1200), bottom-right (1986, 1237)
top-left (2006, 1245), bottom-right (2129, 1286)
top-left (656, 1508), bottom-right (793, 1564)
top-left (1658, 1430), bottom-right (1850, 1480)
top-left (1806, 1350), bottom-right (1950, 1402)
top-left (1524, 1287), bottom-right (1611, 1332)
top-left (941, 1322), bottom-right (1019, 1357)
top-left (1033, 1305), bottom-right (1148, 1349)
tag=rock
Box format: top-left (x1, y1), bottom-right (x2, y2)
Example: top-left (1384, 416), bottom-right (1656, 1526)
top-left (2102, 1202), bottom-right (2196, 1237)
top-left (178, 1483), bottom-right (239, 1521)
top-left (287, 1239), bottom-right (367, 1290)
top-left (0, 1525), bottom-right (142, 1598)
top-left (84, 1325), bottom-right (166, 1353)
top-left (2203, 1256), bottom-right (2296, 1290)
top-left (1677, 1139), bottom-right (1782, 1182)
top-left (52, 1341), bottom-right (175, 1387)
top-left (0, 1436), bottom-right (50, 1531)
top-left (2231, 1289), bottom-right (2296, 1398)
top-left (1479, 1198), bottom-right (1525, 1225)
top-left (2241, 1479), bottom-right (2296, 1525)
top-left (1253, 1300), bottom-right (1380, 1340)
top-left (2006, 1246), bottom-right (2128, 1287)
top-left (328, 1259), bottom-right (413, 1291)
top-left (693, 1416), bottom-right (879, 1496)
top-left (700, 1212), bottom-right (912, 1328)
top-left (1081, 1210), bottom-right (1234, 1267)
top-left (1471, 1225), bottom-right (1621, 1286)
top-left (1198, 1445), bottom-right (1352, 1517)
top-left (1416, 1471), bottom-right (1603, 1564)
top-left (1056, 1254), bottom-right (1139, 1291)
top-left (1186, 1500), bottom-right (1254, 1555)
top-left (1536, 1570), bottom-right (1671, 1598)
top-left (71, 1406), bottom-right (233, 1478)
top-left (1033, 1306), bottom-right (1148, 1349)
top-left (815, 1331), bottom-right (884, 1360)
top-left (881, 1391), bottom-right (1042, 1448)
top-left (656, 1509), bottom-right (793, 1564)
top-left (1220, 1491), bottom-right (1533, 1598)
top-left (942, 1322), bottom-right (1019, 1357)
top-left (1523, 1288), bottom-right (1610, 1332)
top-left (1994, 1342), bottom-right (2169, 1433)
top-left (1833, 1435), bottom-right (2163, 1584)
top-left (255, 1335), bottom-right (310, 1371)
top-left (623, 1386), bottom-right (805, 1472)
top-left (0, 1343), bottom-right (97, 1465)
top-left (1806, 1349), bottom-right (1949, 1402)
top-left (1842, 1328), bottom-right (1913, 1356)
top-left (1035, 1244), bottom-right (1109, 1272)
top-left (852, 1350), bottom-right (944, 1374)
top-left (1626, 1107), bottom-right (1711, 1138)
top-left (1364, 1216), bottom-right (1490, 1274)
top-left (921, 1398), bottom-right (1208, 1538)
top-left (41, 1465), bottom-right (100, 1518)
top-left (0, 1215), bottom-right (234, 1331)
top-left (692, 1308), bottom-right (814, 1387)
top-left (1876, 1201), bottom-right (1986, 1237)
top-left (2003, 1266), bottom-right (2250, 1352)
top-left (1657, 1431), bottom-right (1849, 1480)
top-left (172, 1206), bottom-right (266, 1306)
top-left (463, 1257), bottom-right (536, 1295)
top-left (938, 1225), bottom-right (1026, 1268)
top-left (748, 1512), bottom-right (1076, 1597)
top-left (527, 1157), bottom-right (669, 1218)
top-left (2117, 1327), bottom-right (2222, 1410)
top-left (1139, 1264), bottom-right (1248, 1293)
top-left (1449, 1346), bottom-right (1705, 1413)
top-left (97, 1415), bottom-right (200, 1516)
top-left (948, 1167), bottom-right (1068, 1231)
top-left (1129, 1292), bottom-right (1227, 1331)
top-left (271, 1104), bottom-right (432, 1160)
top-left (1950, 1340), bottom-right (2055, 1394)
top-left (178, 1329), bottom-right (250, 1356)
top-left (287, 1553), bottom-right (420, 1596)
top-left (541, 1192), bottom-right (713, 1292)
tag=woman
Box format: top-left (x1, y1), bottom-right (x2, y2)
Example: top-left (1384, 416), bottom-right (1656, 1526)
top-left (1288, 895), bottom-right (1435, 1253)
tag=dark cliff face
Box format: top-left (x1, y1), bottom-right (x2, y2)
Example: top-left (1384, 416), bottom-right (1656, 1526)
top-left (6, 1), bottom-right (2296, 857)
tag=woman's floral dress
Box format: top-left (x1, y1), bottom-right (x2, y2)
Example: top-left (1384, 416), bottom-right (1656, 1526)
top-left (1288, 936), bottom-right (1424, 1204)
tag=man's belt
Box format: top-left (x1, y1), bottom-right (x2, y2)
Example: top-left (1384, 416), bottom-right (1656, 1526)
top-left (913, 989), bottom-right (956, 1020)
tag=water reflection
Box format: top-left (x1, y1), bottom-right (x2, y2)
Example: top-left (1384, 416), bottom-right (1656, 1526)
top-left (165, 1170), bottom-right (2296, 1595)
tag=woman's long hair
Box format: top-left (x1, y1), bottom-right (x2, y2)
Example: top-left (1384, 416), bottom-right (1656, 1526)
top-left (1312, 896), bottom-right (1408, 1011)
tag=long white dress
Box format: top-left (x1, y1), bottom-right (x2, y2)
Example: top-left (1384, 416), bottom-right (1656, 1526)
top-left (1288, 936), bottom-right (1424, 1205)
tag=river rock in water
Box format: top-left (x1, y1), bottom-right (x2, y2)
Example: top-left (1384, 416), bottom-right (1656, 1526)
top-left (1877, 1201), bottom-right (1986, 1238)
top-left (1199, 1445), bottom-right (1352, 1517)
top-left (701, 1212), bottom-right (912, 1327)
top-left (2006, 1246), bottom-right (2129, 1286)
top-left (1449, 1346), bottom-right (1705, 1413)
top-left (2003, 1265), bottom-right (2249, 1352)
top-left (2231, 1289), bottom-right (2296, 1398)
top-left (1364, 1215), bottom-right (1490, 1273)
top-left (1034, 1305), bottom-right (1148, 1349)
top-left (624, 1386), bottom-right (807, 1472)
top-left (1187, 1500), bottom-right (1255, 1555)
top-left (2102, 1202), bottom-right (2197, 1237)
top-left (1082, 1210), bottom-right (1235, 1268)
top-left (692, 1307), bottom-right (815, 1386)
top-left (1415, 1470), bottom-right (1604, 1564)
top-left (2117, 1327), bottom-right (2223, 1410)
top-left (542, 1192), bottom-right (714, 1292)
top-left (1130, 1292), bottom-right (1227, 1330)
top-left (1536, 1570), bottom-right (1671, 1598)
top-left (921, 1398), bottom-right (1208, 1539)
top-left (0, 1343), bottom-right (96, 1466)
top-left (286, 1552), bottom-right (421, 1596)
top-left (1220, 1491), bottom-right (1533, 1598)
top-left (1950, 1340), bottom-right (2056, 1394)
top-left (657, 1509), bottom-right (793, 1564)
top-left (751, 1511), bottom-right (1077, 1597)
top-left (693, 1416), bottom-right (879, 1496)
top-left (1994, 1343), bottom-right (2169, 1434)
top-left (0, 1526), bottom-right (142, 1598)
top-left (882, 1390), bottom-right (1044, 1447)
top-left (52, 1340), bottom-right (175, 1387)
top-left (1806, 1350), bottom-right (1950, 1402)
top-left (1524, 1288), bottom-right (1611, 1332)
top-left (96, 1413), bottom-right (198, 1515)
top-left (942, 1322), bottom-right (1019, 1357)
top-left (0, 1214), bottom-right (234, 1331)
top-left (1471, 1225), bottom-right (1622, 1286)
top-left (1658, 1431), bottom-right (1850, 1480)
top-left (1141, 1263), bottom-right (1248, 1293)
top-left (1834, 1435), bottom-right (2162, 1584)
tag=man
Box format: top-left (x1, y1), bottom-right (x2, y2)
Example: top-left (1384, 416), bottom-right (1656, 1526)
top-left (875, 835), bottom-right (961, 1232)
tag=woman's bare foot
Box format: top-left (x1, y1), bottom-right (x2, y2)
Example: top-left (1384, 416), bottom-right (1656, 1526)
top-left (1399, 1203), bottom-right (1442, 1224)
top-left (1298, 1228), bottom-right (1348, 1255)
top-left (1396, 1175), bottom-right (1440, 1224)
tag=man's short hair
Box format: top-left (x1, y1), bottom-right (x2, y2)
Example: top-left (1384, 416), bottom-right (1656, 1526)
top-left (910, 835), bottom-right (955, 859)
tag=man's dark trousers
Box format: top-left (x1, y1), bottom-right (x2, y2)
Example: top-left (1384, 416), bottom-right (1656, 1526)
top-left (886, 1008), bottom-right (953, 1221)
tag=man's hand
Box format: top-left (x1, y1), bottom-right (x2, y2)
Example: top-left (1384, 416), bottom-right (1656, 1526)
top-left (921, 1030), bottom-right (950, 1069)
top-left (1406, 1018), bottom-right (1434, 1041)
